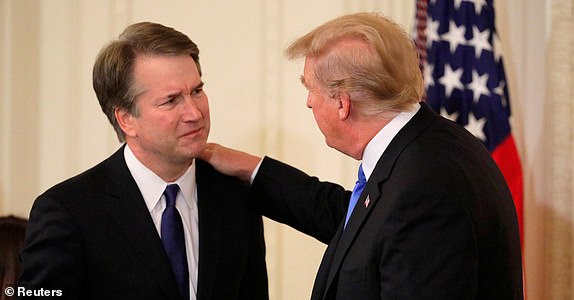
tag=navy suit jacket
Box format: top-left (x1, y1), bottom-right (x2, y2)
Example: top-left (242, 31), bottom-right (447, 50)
top-left (19, 146), bottom-right (268, 300)
top-left (249, 103), bottom-right (523, 299)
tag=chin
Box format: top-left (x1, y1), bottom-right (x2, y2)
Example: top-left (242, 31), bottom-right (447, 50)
top-left (325, 139), bottom-right (357, 159)
top-left (324, 138), bottom-right (339, 152)
top-left (181, 149), bottom-right (202, 159)
top-left (183, 142), bottom-right (207, 158)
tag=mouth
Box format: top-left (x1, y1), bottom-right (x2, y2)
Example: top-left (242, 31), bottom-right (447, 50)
top-left (181, 127), bottom-right (204, 138)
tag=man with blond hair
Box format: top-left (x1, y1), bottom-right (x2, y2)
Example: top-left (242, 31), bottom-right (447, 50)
top-left (203, 12), bottom-right (523, 299)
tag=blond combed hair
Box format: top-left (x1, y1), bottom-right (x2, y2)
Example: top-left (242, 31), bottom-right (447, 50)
top-left (285, 12), bottom-right (423, 117)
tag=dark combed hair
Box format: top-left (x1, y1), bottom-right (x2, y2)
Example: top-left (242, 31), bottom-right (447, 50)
top-left (92, 22), bottom-right (201, 142)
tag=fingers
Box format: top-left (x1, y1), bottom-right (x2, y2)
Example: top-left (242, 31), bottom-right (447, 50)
top-left (199, 143), bottom-right (218, 162)
top-left (199, 142), bottom-right (262, 182)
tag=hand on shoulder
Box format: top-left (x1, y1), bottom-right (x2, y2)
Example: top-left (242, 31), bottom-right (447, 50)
top-left (199, 143), bottom-right (262, 182)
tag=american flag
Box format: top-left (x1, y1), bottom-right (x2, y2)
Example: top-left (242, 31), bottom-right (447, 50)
top-left (414, 0), bottom-right (524, 242)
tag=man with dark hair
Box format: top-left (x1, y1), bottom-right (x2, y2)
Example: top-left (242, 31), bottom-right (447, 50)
top-left (19, 22), bottom-right (268, 300)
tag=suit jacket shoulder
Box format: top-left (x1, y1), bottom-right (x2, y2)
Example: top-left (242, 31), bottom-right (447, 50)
top-left (20, 147), bottom-right (182, 300)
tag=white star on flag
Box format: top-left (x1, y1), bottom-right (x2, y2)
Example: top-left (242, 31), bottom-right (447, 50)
top-left (426, 17), bottom-right (440, 45)
top-left (424, 63), bottom-right (435, 89)
top-left (469, 26), bottom-right (492, 59)
top-left (468, 70), bottom-right (490, 103)
top-left (439, 64), bottom-right (464, 97)
top-left (440, 107), bottom-right (459, 122)
top-left (441, 21), bottom-right (466, 54)
top-left (493, 80), bottom-right (508, 107)
top-left (465, 112), bottom-right (487, 142)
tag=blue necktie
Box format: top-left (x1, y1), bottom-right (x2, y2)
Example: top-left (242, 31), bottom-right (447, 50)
top-left (161, 184), bottom-right (190, 300)
top-left (344, 164), bottom-right (366, 228)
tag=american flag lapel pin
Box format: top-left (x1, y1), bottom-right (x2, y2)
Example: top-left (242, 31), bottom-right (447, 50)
top-left (364, 195), bottom-right (370, 208)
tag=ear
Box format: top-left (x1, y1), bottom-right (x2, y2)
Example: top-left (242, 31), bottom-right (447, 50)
top-left (114, 107), bottom-right (137, 138)
top-left (337, 92), bottom-right (351, 121)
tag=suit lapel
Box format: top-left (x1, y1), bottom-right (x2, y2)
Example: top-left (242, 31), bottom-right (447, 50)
top-left (195, 160), bottom-right (224, 300)
top-left (321, 182), bottom-right (381, 298)
top-left (321, 103), bottom-right (438, 299)
top-left (310, 224), bottom-right (343, 300)
top-left (100, 147), bottom-right (181, 300)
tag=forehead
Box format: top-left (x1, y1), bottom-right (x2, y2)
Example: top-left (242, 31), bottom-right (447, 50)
top-left (134, 54), bottom-right (197, 75)
top-left (133, 54), bottom-right (200, 88)
top-left (303, 56), bottom-right (317, 74)
top-left (302, 57), bottom-right (318, 86)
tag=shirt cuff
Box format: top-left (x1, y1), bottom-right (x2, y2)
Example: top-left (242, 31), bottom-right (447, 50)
top-left (250, 159), bottom-right (263, 184)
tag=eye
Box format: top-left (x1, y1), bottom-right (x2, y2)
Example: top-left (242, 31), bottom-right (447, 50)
top-left (191, 87), bottom-right (203, 96)
top-left (191, 82), bottom-right (205, 97)
top-left (160, 95), bottom-right (179, 106)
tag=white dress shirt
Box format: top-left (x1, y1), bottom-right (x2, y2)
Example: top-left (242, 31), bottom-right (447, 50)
top-left (361, 103), bottom-right (421, 181)
top-left (124, 145), bottom-right (199, 300)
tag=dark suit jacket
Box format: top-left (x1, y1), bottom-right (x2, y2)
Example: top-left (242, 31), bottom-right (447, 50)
top-left (249, 103), bottom-right (523, 300)
top-left (19, 146), bottom-right (268, 300)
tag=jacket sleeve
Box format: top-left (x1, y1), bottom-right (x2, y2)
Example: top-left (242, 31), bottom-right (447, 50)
top-left (248, 157), bottom-right (351, 244)
top-left (238, 213), bottom-right (269, 300)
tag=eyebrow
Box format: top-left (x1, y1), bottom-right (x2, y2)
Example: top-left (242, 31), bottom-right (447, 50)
top-left (165, 81), bottom-right (205, 98)
top-left (164, 91), bottom-right (181, 100)
top-left (194, 81), bottom-right (205, 90)
top-left (299, 75), bottom-right (306, 86)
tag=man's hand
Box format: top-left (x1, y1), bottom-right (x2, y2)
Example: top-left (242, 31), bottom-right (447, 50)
top-left (199, 143), bottom-right (262, 182)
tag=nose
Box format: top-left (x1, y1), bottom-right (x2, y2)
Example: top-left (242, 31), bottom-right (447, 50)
top-left (306, 93), bottom-right (312, 109)
top-left (181, 96), bottom-right (203, 122)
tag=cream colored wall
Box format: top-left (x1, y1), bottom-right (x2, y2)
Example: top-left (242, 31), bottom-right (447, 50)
top-left (0, 0), bottom-right (551, 299)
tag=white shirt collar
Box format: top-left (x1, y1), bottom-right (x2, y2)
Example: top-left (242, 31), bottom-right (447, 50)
top-left (361, 103), bottom-right (421, 180)
top-left (123, 145), bottom-right (196, 212)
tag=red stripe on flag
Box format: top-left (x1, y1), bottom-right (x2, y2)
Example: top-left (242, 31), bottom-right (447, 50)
top-left (415, 0), bottom-right (428, 71)
top-left (491, 135), bottom-right (524, 246)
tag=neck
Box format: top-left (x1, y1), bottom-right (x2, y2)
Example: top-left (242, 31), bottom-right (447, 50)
top-left (126, 143), bottom-right (193, 182)
top-left (344, 117), bottom-right (393, 160)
